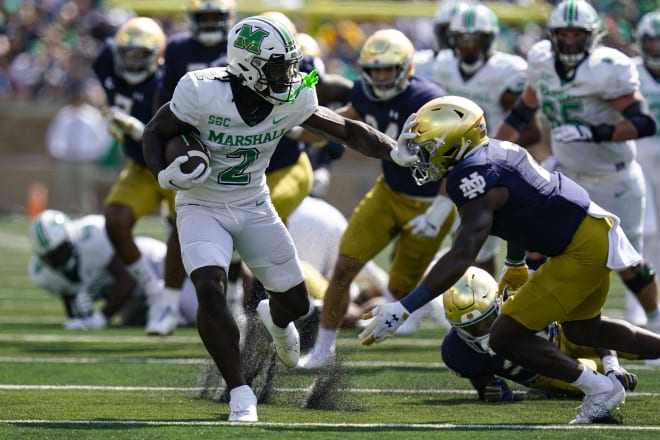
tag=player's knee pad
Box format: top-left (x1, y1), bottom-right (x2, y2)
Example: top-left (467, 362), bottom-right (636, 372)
top-left (624, 262), bottom-right (656, 295)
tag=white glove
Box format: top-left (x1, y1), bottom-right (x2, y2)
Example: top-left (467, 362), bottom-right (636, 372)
top-left (391, 113), bottom-right (421, 166)
top-left (157, 156), bottom-right (211, 191)
top-left (358, 301), bottom-right (410, 346)
top-left (551, 124), bottom-right (593, 143)
top-left (405, 195), bottom-right (454, 238)
top-left (63, 310), bottom-right (108, 330)
top-left (71, 291), bottom-right (94, 317)
top-left (311, 167), bottom-right (330, 198)
top-left (106, 106), bottom-right (145, 141)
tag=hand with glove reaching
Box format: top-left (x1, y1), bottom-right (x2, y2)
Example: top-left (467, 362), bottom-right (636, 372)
top-left (551, 124), bottom-right (593, 143)
top-left (157, 156), bottom-right (211, 191)
top-left (478, 378), bottom-right (515, 402)
top-left (405, 195), bottom-right (454, 239)
top-left (358, 301), bottom-right (410, 346)
top-left (497, 259), bottom-right (529, 298)
top-left (391, 113), bottom-right (421, 167)
top-left (104, 106), bottom-right (145, 141)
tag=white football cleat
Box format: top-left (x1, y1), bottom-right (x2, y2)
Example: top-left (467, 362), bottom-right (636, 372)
top-left (569, 374), bottom-right (625, 424)
top-left (228, 385), bottom-right (258, 422)
top-left (145, 288), bottom-right (180, 336)
top-left (298, 346), bottom-right (335, 369)
top-left (256, 299), bottom-right (300, 368)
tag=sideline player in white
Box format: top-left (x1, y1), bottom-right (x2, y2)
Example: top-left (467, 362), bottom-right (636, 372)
top-left (142, 16), bottom-right (417, 422)
top-left (496, 0), bottom-right (660, 332)
top-left (432, 3), bottom-right (540, 276)
top-left (634, 10), bottom-right (660, 329)
top-left (28, 210), bottom-right (192, 332)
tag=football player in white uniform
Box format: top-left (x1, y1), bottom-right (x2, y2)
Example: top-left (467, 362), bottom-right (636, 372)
top-left (142, 16), bottom-right (417, 422)
top-left (635, 10), bottom-right (660, 329)
top-left (413, 0), bottom-right (470, 81)
top-left (496, 0), bottom-right (660, 332)
top-left (28, 210), bottom-right (192, 332)
top-left (432, 3), bottom-right (541, 276)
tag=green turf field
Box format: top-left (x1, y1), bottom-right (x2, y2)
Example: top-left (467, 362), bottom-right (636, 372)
top-left (1, 214), bottom-right (659, 439)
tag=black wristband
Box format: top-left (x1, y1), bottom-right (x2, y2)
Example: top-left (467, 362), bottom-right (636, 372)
top-left (590, 123), bottom-right (615, 142)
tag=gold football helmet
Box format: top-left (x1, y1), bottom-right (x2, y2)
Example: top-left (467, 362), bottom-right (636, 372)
top-left (358, 29), bottom-right (414, 101)
top-left (406, 96), bottom-right (487, 185)
top-left (443, 266), bottom-right (499, 354)
top-left (186, 0), bottom-right (236, 46)
top-left (112, 17), bottom-right (166, 85)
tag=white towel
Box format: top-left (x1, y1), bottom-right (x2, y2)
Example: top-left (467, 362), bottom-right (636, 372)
top-left (587, 202), bottom-right (642, 270)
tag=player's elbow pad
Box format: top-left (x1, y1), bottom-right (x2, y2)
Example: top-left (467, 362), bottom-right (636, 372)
top-left (504, 97), bottom-right (537, 134)
top-left (623, 102), bottom-right (657, 138)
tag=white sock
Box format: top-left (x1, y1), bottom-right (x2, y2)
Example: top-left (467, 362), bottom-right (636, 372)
top-left (570, 366), bottom-right (612, 395)
top-left (314, 326), bottom-right (337, 353)
top-left (229, 384), bottom-right (253, 399)
top-left (601, 355), bottom-right (620, 374)
top-left (127, 255), bottom-right (161, 298)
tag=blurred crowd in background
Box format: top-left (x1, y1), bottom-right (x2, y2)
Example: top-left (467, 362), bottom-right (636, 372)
top-left (0, 0), bottom-right (655, 105)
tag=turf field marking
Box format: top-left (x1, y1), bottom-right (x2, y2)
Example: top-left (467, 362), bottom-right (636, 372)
top-left (2, 419), bottom-right (660, 431)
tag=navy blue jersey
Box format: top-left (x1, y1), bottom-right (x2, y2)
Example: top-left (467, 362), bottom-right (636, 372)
top-left (446, 140), bottom-right (590, 256)
top-left (157, 32), bottom-right (228, 105)
top-left (92, 42), bottom-right (160, 167)
top-left (351, 76), bottom-right (445, 197)
top-left (441, 328), bottom-right (538, 385)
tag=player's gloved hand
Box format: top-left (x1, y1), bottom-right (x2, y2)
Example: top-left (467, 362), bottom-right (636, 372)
top-left (607, 368), bottom-right (638, 391)
top-left (358, 301), bottom-right (410, 346)
top-left (551, 124), bottom-right (593, 143)
top-left (391, 113), bottom-right (421, 166)
top-left (71, 291), bottom-right (94, 317)
top-left (106, 106), bottom-right (145, 141)
top-left (311, 167), bottom-right (330, 198)
top-left (497, 260), bottom-right (529, 297)
top-left (405, 195), bottom-right (454, 239)
top-left (63, 310), bottom-right (108, 330)
top-left (157, 156), bottom-right (211, 191)
top-left (479, 378), bottom-right (515, 402)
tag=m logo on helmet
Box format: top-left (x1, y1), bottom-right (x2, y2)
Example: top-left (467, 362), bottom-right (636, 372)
top-left (233, 24), bottom-right (268, 54)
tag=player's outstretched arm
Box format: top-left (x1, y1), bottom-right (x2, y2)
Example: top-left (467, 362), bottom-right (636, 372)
top-left (302, 106), bottom-right (396, 161)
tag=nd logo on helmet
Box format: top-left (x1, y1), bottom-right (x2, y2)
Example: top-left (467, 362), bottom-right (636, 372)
top-left (234, 25), bottom-right (268, 54)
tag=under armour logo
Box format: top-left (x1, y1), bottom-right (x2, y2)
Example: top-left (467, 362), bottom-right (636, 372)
top-left (459, 172), bottom-right (487, 199)
top-left (385, 314), bottom-right (401, 328)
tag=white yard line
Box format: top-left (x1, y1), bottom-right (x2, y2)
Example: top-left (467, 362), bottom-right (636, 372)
top-left (1, 419), bottom-right (660, 431)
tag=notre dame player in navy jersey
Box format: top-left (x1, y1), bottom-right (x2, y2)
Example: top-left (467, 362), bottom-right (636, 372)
top-left (93, 17), bottom-right (181, 336)
top-left (299, 29), bottom-right (454, 369)
top-left (155, 0), bottom-right (236, 109)
top-left (441, 267), bottom-right (638, 403)
top-left (360, 96), bottom-right (660, 424)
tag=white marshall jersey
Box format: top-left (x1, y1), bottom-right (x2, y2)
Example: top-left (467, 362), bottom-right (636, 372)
top-left (170, 67), bottom-right (318, 206)
top-left (527, 40), bottom-right (640, 175)
top-left (413, 48), bottom-right (437, 82)
top-left (28, 215), bottom-right (165, 298)
top-left (432, 49), bottom-right (527, 134)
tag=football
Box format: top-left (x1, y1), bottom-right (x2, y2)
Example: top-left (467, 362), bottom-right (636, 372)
top-left (164, 133), bottom-right (210, 175)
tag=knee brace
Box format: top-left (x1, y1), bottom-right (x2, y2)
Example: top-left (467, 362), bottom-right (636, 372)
top-left (624, 262), bottom-right (656, 294)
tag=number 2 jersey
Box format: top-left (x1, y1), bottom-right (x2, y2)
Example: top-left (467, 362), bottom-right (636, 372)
top-left (445, 139), bottom-right (590, 256)
top-left (169, 67), bottom-right (318, 206)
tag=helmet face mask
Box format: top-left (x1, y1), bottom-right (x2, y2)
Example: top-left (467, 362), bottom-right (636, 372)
top-left (186, 0), bottom-right (236, 46)
top-left (407, 96), bottom-right (488, 185)
top-left (547, 0), bottom-right (601, 67)
top-left (358, 29), bottom-right (414, 101)
top-left (227, 16), bottom-right (304, 105)
top-left (449, 4), bottom-right (499, 74)
top-left (112, 17), bottom-right (165, 85)
top-left (443, 266), bottom-right (500, 354)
